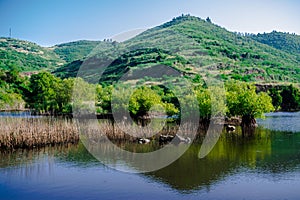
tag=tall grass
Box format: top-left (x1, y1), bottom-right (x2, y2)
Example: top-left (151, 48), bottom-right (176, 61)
top-left (0, 117), bottom-right (79, 149)
top-left (0, 117), bottom-right (208, 150)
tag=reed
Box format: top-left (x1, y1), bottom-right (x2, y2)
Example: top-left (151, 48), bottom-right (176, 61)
top-left (0, 117), bottom-right (79, 149)
top-left (0, 117), bottom-right (206, 150)
top-left (77, 119), bottom-right (200, 143)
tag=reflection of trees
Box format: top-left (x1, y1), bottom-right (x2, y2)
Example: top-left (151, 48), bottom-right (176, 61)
top-left (144, 128), bottom-right (300, 192)
top-left (0, 146), bottom-right (57, 179)
top-left (0, 144), bottom-right (98, 179)
top-left (1, 128), bottom-right (300, 192)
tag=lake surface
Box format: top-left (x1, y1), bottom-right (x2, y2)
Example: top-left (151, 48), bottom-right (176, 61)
top-left (1, 112), bottom-right (300, 200)
top-left (0, 111), bottom-right (41, 118)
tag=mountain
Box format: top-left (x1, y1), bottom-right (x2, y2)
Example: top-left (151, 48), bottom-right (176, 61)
top-left (1, 15), bottom-right (300, 84)
top-left (53, 15), bottom-right (300, 84)
top-left (248, 31), bottom-right (300, 58)
top-left (53, 40), bottom-right (102, 63)
top-left (0, 38), bottom-right (103, 72)
top-left (0, 37), bottom-right (64, 71)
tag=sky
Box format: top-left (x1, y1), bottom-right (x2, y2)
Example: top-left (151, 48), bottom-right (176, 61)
top-left (0, 0), bottom-right (299, 46)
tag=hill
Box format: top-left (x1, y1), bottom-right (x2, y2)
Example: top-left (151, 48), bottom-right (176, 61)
top-left (54, 15), bottom-right (300, 84)
top-left (0, 38), bottom-right (103, 72)
top-left (0, 37), bottom-right (64, 71)
top-left (53, 40), bottom-right (102, 63)
top-left (249, 31), bottom-right (300, 57)
top-left (1, 15), bottom-right (299, 84)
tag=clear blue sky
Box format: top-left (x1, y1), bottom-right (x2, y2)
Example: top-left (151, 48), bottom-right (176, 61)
top-left (0, 0), bottom-right (299, 46)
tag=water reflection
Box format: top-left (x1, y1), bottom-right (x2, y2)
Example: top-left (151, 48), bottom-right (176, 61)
top-left (1, 127), bottom-right (300, 195)
top-left (1, 111), bottom-right (300, 199)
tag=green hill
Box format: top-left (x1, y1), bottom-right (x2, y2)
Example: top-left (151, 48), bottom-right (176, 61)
top-left (53, 40), bottom-right (102, 63)
top-left (0, 38), bottom-right (103, 73)
top-left (0, 37), bottom-right (64, 71)
top-left (54, 15), bottom-right (300, 84)
top-left (1, 15), bottom-right (299, 84)
top-left (249, 31), bottom-right (300, 57)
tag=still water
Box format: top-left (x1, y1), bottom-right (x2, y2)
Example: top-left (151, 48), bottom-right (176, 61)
top-left (1, 113), bottom-right (300, 200)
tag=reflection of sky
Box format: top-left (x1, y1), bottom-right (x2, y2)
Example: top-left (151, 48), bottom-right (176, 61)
top-left (1, 150), bottom-right (300, 200)
top-left (0, 156), bottom-right (182, 200)
top-left (257, 112), bottom-right (300, 132)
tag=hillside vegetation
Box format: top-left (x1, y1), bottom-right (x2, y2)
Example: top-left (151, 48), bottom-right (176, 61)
top-left (0, 37), bottom-right (64, 71)
top-left (53, 40), bottom-right (102, 63)
top-left (0, 38), bottom-right (103, 72)
top-left (53, 15), bottom-right (300, 84)
top-left (0, 15), bottom-right (299, 85)
top-left (249, 31), bottom-right (300, 57)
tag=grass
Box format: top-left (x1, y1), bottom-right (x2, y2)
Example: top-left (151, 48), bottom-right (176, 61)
top-left (0, 116), bottom-right (224, 150)
top-left (0, 117), bottom-right (79, 149)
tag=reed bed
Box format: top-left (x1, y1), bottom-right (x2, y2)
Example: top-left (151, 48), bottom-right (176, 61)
top-left (0, 117), bottom-right (79, 149)
top-left (78, 119), bottom-right (200, 143)
top-left (0, 117), bottom-right (210, 150)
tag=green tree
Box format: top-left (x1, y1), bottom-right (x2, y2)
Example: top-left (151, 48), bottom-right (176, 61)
top-left (26, 72), bottom-right (60, 114)
top-left (129, 86), bottom-right (163, 117)
top-left (206, 17), bottom-right (212, 23)
top-left (72, 78), bottom-right (96, 114)
top-left (268, 87), bottom-right (282, 111)
top-left (95, 85), bottom-right (113, 113)
top-left (280, 84), bottom-right (300, 111)
top-left (226, 81), bottom-right (274, 134)
top-left (56, 78), bottom-right (75, 114)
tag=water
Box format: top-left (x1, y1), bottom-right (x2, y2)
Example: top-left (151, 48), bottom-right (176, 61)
top-left (0, 111), bottom-right (41, 118)
top-left (1, 113), bottom-right (300, 200)
top-left (257, 111), bottom-right (300, 132)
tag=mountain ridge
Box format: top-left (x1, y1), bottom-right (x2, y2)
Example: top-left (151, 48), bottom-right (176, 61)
top-left (0, 15), bottom-right (299, 85)
top-left (54, 15), bottom-right (300, 84)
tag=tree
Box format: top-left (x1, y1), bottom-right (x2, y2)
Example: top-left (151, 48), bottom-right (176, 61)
top-left (72, 78), bottom-right (96, 114)
top-left (280, 85), bottom-right (300, 111)
top-left (206, 17), bottom-right (212, 23)
top-left (26, 72), bottom-right (60, 114)
top-left (56, 78), bottom-right (74, 114)
top-left (129, 86), bottom-right (163, 117)
top-left (95, 85), bottom-right (113, 114)
top-left (226, 81), bottom-right (274, 134)
top-left (268, 87), bottom-right (282, 111)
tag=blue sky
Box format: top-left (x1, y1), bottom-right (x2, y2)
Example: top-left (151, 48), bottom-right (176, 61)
top-left (0, 0), bottom-right (299, 46)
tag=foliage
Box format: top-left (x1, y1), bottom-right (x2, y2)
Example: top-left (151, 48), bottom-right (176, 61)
top-left (53, 40), bottom-right (102, 63)
top-left (280, 85), bottom-right (300, 111)
top-left (249, 31), bottom-right (300, 57)
top-left (196, 86), bottom-right (227, 119)
top-left (95, 85), bottom-right (113, 113)
top-left (268, 88), bottom-right (282, 111)
top-left (0, 37), bottom-right (63, 71)
top-left (53, 15), bottom-right (300, 84)
top-left (225, 81), bottom-right (274, 119)
top-left (0, 65), bottom-right (27, 110)
top-left (129, 86), bottom-right (164, 117)
top-left (26, 72), bottom-right (74, 114)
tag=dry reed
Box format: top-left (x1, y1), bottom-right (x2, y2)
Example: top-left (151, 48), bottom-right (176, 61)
top-left (0, 117), bottom-right (79, 149)
top-left (0, 117), bottom-right (206, 150)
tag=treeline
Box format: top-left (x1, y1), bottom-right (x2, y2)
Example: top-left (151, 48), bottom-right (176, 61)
top-left (268, 85), bottom-right (300, 111)
top-left (2, 67), bottom-right (300, 126)
top-left (0, 65), bottom-right (27, 109)
top-left (0, 68), bottom-right (275, 124)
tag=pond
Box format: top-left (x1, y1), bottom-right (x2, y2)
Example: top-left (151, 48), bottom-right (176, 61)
top-left (1, 112), bottom-right (300, 200)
